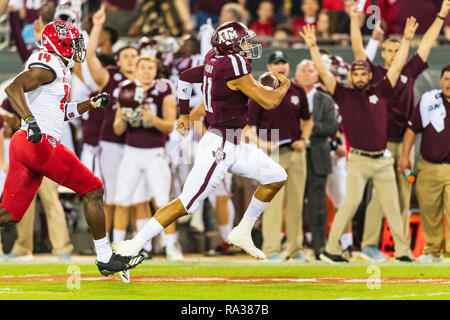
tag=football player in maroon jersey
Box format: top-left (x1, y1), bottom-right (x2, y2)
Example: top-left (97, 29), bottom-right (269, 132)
top-left (114, 22), bottom-right (291, 260)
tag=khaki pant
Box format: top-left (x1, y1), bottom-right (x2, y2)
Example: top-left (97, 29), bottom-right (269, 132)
top-left (415, 159), bottom-right (450, 256)
top-left (362, 141), bottom-right (413, 248)
top-left (262, 148), bottom-right (307, 257)
top-left (11, 178), bottom-right (73, 256)
top-left (325, 151), bottom-right (410, 257)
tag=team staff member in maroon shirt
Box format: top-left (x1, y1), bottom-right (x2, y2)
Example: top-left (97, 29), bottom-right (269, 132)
top-left (300, 18), bottom-right (417, 263)
top-left (399, 65), bottom-right (450, 263)
top-left (351, 0), bottom-right (450, 262)
top-left (245, 51), bottom-right (314, 261)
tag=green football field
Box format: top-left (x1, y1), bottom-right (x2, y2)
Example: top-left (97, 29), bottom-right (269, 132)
top-left (0, 255), bottom-right (449, 300)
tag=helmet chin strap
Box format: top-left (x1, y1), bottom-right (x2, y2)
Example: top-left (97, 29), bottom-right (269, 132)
top-left (41, 34), bottom-right (76, 68)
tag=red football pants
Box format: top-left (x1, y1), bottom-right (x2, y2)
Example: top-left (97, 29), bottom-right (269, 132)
top-left (1, 130), bottom-right (103, 222)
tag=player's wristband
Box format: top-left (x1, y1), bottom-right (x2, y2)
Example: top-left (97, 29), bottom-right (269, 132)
top-left (24, 115), bottom-right (35, 124)
top-left (179, 99), bottom-right (190, 115)
top-left (437, 14), bottom-right (445, 20)
top-left (66, 102), bottom-right (80, 120)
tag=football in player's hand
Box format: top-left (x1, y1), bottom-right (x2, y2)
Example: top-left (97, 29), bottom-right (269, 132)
top-left (258, 72), bottom-right (280, 90)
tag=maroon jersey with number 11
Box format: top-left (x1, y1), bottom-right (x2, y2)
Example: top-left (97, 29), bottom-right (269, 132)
top-left (202, 50), bottom-right (252, 134)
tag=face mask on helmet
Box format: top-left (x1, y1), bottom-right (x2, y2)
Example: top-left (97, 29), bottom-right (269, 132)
top-left (70, 34), bottom-right (86, 63)
top-left (239, 30), bottom-right (262, 60)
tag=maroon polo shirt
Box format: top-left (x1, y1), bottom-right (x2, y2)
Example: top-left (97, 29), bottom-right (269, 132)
top-left (125, 79), bottom-right (172, 149)
top-left (247, 81), bottom-right (310, 142)
top-left (332, 78), bottom-right (394, 152)
top-left (409, 93), bottom-right (450, 163)
top-left (367, 54), bottom-right (428, 141)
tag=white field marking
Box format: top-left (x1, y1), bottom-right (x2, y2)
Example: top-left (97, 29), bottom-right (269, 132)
top-left (0, 288), bottom-right (21, 293)
top-left (0, 273), bottom-right (52, 279)
top-left (337, 292), bottom-right (450, 300)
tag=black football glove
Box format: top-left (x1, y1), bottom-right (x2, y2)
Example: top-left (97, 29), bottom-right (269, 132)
top-left (90, 92), bottom-right (110, 109)
top-left (27, 120), bottom-right (42, 143)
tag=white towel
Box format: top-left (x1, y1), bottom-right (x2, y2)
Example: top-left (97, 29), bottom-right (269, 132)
top-left (420, 89), bottom-right (446, 133)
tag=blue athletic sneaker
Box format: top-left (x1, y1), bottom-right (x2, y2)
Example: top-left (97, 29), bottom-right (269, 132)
top-left (360, 246), bottom-right (387, 262)
top-left (267, 253), bottom-right (283, 261)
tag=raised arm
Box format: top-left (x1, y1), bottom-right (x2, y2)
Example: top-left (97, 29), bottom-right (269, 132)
top-left (350, 2), bottom-right (367, 61)
top-left (386, 17), bottom-right (418, 87)
top-left (417, 0), bottom-right (450, 62)
top-left (86, 3), bottom-right (110, 90)
top-left (365, 22), bottom-right (384, 62)
top-left (299, 25), bottom-right (336, 95)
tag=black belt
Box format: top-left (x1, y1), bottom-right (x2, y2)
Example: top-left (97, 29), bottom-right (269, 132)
top-left (351, 149), bottom-right (384, 159)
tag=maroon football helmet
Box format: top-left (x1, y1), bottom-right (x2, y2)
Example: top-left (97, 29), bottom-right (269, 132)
top-left (118, 80), bottom-right (146, 109)
top-left (330, 55), bottom-right (350, 76)
top-left (211, 21), bottom-right (262, 59)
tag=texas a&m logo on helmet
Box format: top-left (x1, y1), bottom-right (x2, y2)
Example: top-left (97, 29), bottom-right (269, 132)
top-left (211, 21), bottom-right (262, 59)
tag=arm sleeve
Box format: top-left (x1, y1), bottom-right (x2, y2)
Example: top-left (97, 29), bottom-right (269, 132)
top-left (373, 76), bottom-right (394, 97)
top-left (178, 65), bottom-right (205, 115)
top-left (408, 102), bottom-right (423, 134)
top-left (366, 58), bottom-right (386, 83)
top-left (364, 38), bottom-right (379, 62)
top-left (331, 82), bottom-right (348, 113)
top-left (25, 51), bottom-right (62, 81)
top-left (247, 100), bottom-right (261, 126)
top-left (403, 53), bottom-right (429, 79)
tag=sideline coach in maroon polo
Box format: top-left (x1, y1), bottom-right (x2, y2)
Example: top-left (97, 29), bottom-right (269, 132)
top-left (244, 50), bottom-right (314, 261)
top-left (351, 0), bottom-right (450, 261)
top-left (299, 20), bottom-right (417, 263)
top-left (399, 65), bottom-right (450, 263)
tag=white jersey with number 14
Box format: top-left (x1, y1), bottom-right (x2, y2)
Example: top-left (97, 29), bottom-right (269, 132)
top-left (19, 50), bottom-right (71, 141)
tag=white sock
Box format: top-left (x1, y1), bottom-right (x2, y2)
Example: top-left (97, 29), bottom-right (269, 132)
top-left (340, 232), bottom-right (353, 250)
top-left (113, 229), bottom-right (126, 244)
top-left (136, 218), bottom-right (150, 233)
top-left (243, 196), bottom-right (269, 222)
top-left (143, 240), bottom-right (152, 252)
top-left (133, 231), bottom-right (138, 237)
top-left (219, 224), bottom-right (232, 243)
top-left (93, 236), bottom-right (113, 263)
top-left (136, 217), bottom-right (164, 244)
top-left (162, 232), bottom-right (177, 248)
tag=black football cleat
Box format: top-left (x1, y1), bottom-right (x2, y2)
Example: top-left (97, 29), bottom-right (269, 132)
top-left (96, 252), bottom-right (144, 276)
top-left (395, 255), bottom-right (413, 263)
top-left (319, 251), bottom-right (349, 264)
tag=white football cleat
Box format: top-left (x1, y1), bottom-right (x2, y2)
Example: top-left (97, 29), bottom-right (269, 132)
top-left (228, 227), bottom-right (266, 260)
top-left (119, 269), bottom-right (130, 283)
top-left (166, 243), bottom-right (184, 261)
top-left (112, 238), bottom-right (144, 257)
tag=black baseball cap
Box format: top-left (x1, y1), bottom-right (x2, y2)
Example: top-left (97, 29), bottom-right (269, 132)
top-left (268, 50), bottom-right (288, 64)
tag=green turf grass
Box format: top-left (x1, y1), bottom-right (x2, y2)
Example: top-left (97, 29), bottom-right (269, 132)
top-left (0, 261), bottom-right (449, 300)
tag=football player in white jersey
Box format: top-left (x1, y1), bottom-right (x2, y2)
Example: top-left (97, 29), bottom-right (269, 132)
top-left (0, 20), bottom-right (143, 276)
